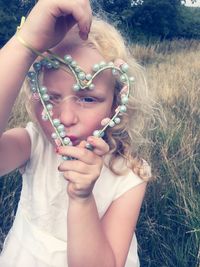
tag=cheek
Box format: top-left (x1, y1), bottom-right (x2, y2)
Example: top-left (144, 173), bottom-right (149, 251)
top-left (82, 107), bottom-right (112, 135)
top-left (33, 102), bottom-right (54, 140)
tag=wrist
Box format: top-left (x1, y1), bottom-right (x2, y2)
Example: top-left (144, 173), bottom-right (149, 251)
top-left (15, 33), bottom-right (43, 59)
top-left (12, 34), bottom-right (38, 61)
top-left (67, 182), bottom-right (94, 201)
top-left (68, 190), bottom-right (94, 205)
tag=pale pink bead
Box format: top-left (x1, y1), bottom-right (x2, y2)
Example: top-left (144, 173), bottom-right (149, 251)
top-left (32, 93), bottom-right (40, 100)
top-left (55, 139), bottom-right (62, 147)
top-left (120, 85), bottom-right (128, 95)
top-left (115, 107), bottom-right (120, 113)
top-left (101, 118), bottom-right (110, 126)
top-left (114, 59), bottom-right (125, 68)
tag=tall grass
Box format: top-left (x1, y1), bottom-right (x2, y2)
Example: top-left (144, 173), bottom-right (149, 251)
top-left (133, 40), bottom-right (200, 267)
top-left (0, 39), bottom-right (199, 266)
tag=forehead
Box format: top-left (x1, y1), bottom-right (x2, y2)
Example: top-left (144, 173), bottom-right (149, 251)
top-left (43, 45), bottom-right (115, 90)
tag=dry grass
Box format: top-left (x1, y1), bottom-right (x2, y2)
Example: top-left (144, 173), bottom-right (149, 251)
top-left (0, 39), bottom-right (200, 266)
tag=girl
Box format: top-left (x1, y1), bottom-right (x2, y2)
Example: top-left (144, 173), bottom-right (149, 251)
top-left (0, 0), bottom-right (152, 266)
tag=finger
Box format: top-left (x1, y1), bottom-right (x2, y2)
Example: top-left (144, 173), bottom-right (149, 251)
top-left (62, 170), bottom-right (98, 190)
top-left (86, 136), bottom-right (110, 156)
top-left (53, 0), bottom-right (92, 38)
top-left (58, 145), bottom-right (100, 165)
top-left (58, 159), bottom-right (93, 174)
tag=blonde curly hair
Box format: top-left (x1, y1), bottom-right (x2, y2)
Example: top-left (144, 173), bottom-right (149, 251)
top-left (86, 18), bottom-right (152, 180)
top-left (24, 17), bottom-right (153, 180)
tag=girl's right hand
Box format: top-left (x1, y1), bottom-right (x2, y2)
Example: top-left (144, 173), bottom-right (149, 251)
top-left (17, 0), bottom-right (92, 52)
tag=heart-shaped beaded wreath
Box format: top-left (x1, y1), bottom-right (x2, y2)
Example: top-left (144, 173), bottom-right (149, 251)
top-left (27, 52), bottom-right (134, 157)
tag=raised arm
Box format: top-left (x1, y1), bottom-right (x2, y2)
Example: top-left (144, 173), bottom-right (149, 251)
top-left (0, 0), bottom-right (92, 175)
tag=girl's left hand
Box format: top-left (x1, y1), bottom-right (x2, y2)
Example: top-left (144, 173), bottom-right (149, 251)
top-left (57, 136), bottom-right (109, 200)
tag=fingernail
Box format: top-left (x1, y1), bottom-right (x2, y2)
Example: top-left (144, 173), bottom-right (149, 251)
top-left (55, 146), bottom-right (60, 154)
top-left (79, 31), bottom-right (88, 40)
top-left (85, 143), bottom-right (94, 151)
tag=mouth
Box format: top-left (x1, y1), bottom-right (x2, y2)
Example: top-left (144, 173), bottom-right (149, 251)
top-left (66, 135), bottom-right (79, 145)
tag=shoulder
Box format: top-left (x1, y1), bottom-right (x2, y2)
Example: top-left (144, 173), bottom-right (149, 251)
top-left (0, 127), bottom-right (31, 175)
top-left (98, 155), bottom-right (146, 201)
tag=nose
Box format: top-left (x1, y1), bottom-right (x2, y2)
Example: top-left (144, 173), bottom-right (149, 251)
top-left (58, 99), bottom-right (78, 128)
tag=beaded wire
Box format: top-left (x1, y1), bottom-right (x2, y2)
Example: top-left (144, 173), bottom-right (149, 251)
top-left (16, 17), bottom-right (135, 159)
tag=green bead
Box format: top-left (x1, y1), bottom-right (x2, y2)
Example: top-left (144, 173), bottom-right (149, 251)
top-left (40, 86), bottom-right (47, 94)
top-left (42, 94), bottom-right (50, 101)
top-left (121, 96), bottom-right (129, 104)
top-left (63, 137), bottom-right (71, 145)
top-left (33, 63), bottom-right (41, 71)
top-left (121, 63), bottom-right (129, 73)
top-left (62, 156), bottom-right (69, 160)
top-left (92, 64), bottom-right (100, 72)
top-left (99, 61), bottom-right (106, 68)
top-left (64, 55), bottom-right (72, 63)
top-left (28, 71), bottom-right (36, 78)
top-left (78, 72), bottom-right (86, 80)
top-left (30, 86), bottom-right (37, 93)
top-left (86, 74), bottom-right (92, 81)
top-left (53, 60), bottom-right (60, 69)
top-left (112, 69), bottom-right (118, 76)
top-left (53, 119), bottom-right (60, 127)
top-left (71, 60), bottom-right (77, 67)
top-left (89, 83), bottom-right (95, 90)
top-left (75, 67), bottom-right (81, 73)
top-left (73, 84), bottom-right (80, 91)
top-left (57, 124), bottom-right (65, 132)
top-left (120, 75), bottom-right (126, 83)
top-left (120, 105), bottom-right (127, 113)
top-left (46, 103), bottom-right (53, 110)
top-left (46, 62), bottom-right (53, 69)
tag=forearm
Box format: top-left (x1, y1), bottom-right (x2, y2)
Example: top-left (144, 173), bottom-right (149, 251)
top-left (0, 35), bottom-right (36, 135)
top-left (67, 194), bottom-right (116, 267)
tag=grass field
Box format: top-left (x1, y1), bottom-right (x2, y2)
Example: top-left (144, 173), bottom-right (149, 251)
top-left (0, 39), bottom-right (200, 267)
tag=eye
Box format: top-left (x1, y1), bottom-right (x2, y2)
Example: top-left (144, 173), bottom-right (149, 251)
top-left (78, 96), bottom-right (97, 103)
top-left (49, 94), bottom-right (62, 104)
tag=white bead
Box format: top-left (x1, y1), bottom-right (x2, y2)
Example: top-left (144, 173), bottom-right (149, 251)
top-left (109, 120), bottom-right (115, 127)
top-left (93, 130), bottom-right (101, 137)
top-left (51, 132), bottom-right (57, 139)
top-left (63, 137), bottom-right (71, 145)
top-left (59, 131), bottom-right (66, 137)
top-left (114, 117), bottom-right (121, 124)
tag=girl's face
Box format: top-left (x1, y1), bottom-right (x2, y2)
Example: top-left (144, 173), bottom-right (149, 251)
top-left (33, 45), bottom-right (115, 146)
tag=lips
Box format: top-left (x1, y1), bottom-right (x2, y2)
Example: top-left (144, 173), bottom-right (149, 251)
top-left (66, 135), bottom-right (79, 145)
top-left (67, 135), bottom-right (77, 141)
